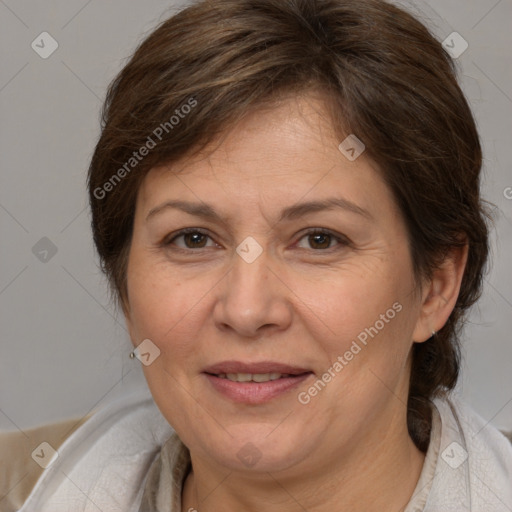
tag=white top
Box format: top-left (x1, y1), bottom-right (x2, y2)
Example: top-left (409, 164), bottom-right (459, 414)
top-left (19, 389), bottom-right (512, 512)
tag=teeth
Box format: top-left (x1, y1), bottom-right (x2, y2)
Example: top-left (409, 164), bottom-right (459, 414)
top-left (253, 372), bottom-right (282, 382)
top-left (221, 372), bottom-right (287, 382)
top-left (228, 373), bottom-right (252, 382)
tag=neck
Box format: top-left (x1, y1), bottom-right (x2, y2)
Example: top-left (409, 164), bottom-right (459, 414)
top-left (182, 412), bottom-right (426, 512)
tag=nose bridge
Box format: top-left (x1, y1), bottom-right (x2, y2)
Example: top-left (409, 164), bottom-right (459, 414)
top-left (229, 241), bottom-right (273, 312)
top-left (214, 240), bottom-right (291, 336)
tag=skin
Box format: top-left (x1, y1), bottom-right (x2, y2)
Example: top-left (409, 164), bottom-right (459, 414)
top-left (124, 91), bottom-right (468, 511)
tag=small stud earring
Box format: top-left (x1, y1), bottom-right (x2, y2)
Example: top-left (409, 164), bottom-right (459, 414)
top-left (431, 331), bottom-right (436, 338)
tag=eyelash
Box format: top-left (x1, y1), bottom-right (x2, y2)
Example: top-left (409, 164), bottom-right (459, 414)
top-left (163, 227), bottom-right (350, 254)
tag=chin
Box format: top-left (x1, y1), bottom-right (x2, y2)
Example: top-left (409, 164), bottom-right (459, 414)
top-left (197, 423), bottom-right (316, 474)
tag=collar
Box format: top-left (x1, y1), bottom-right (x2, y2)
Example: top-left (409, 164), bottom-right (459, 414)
top-left (20, 392), bottom-right (512, 511)
top-left (141, 395), bottom-right (512, 511)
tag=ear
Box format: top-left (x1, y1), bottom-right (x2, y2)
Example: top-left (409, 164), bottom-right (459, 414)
top-left (412, 241), bottom-right (469, 343)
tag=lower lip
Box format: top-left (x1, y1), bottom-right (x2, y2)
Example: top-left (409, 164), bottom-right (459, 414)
top-left (204, 373), bottom-right (313, 404)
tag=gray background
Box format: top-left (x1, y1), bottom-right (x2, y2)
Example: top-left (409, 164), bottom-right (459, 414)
top-left (1, 0), bottom-right (511, 435)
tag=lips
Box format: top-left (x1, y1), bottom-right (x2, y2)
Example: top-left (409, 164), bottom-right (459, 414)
top-left (202, 361), bottom-right (314, 404)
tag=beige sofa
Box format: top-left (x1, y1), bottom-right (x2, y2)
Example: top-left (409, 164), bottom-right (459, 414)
top-left (0, 416), bottom-right (90, 512)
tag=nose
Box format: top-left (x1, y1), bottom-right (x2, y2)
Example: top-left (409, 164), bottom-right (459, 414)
top-left (212, 246), bottom-right (293, 339)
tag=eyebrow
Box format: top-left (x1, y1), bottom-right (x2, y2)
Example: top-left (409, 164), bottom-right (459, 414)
top-left (146, 197), bottom-right (373, 223)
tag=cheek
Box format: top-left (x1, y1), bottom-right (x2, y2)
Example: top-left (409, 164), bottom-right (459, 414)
top-left (304, 266), bottom-right (405, 340)
top-left (300, 260), bottom-right (415, 391)
top-left (126, 256), bottom-right (212, 361)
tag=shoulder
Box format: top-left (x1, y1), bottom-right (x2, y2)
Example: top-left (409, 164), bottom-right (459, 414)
top-left (12, 390), bottom-right (174, 512)
top-left (441, 395), bottom-right (512, 453)
top-left (0, 416), bottom-right (89, 512)
top-left (426, 395), bottom-right (512, 511)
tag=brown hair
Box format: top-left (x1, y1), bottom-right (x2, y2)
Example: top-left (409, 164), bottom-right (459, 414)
top-left (87, 0), bottom-right (491, 452)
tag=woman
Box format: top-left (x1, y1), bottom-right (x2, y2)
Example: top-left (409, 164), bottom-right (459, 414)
top-left (6, 0), bottom-right (512, 510)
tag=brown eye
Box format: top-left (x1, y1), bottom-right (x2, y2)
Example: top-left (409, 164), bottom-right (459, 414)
top-left (296, 229), bottom-right (349, 251)
top-left (308, 232), bottom-right (332, 250)
top-left (182, 232), bottom-right (208, 248)
top-left (166, 229), bottom-right (214, 250)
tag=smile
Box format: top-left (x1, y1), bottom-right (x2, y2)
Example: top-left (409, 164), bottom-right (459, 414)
top-left (202, 361), bottom-right (314, 404)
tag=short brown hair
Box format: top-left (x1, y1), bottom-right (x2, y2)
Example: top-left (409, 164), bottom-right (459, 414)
top-left (88, 0), bottom-right (491, 451)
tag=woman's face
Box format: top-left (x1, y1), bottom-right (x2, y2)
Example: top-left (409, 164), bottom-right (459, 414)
top-left (125, 92), bottom-right (427, 475)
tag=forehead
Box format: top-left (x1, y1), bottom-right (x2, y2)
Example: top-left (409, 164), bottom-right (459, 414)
top-left (136, 92), bottom-right (396, 224)
top-left (164, 92), bottom-right (344, 172)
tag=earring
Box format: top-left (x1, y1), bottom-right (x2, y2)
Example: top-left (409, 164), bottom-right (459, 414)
top-left (431, 330), bottom-right (436, 338)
